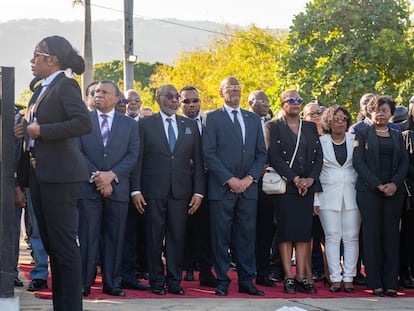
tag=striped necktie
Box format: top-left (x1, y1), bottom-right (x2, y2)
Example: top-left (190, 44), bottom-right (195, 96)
top-left (101, 114), bottom-right (110, 146)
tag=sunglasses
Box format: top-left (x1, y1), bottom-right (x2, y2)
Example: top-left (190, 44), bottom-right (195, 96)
top-left (126, 97), bottom-right (141, 102)
top-left (283, 97), bottom-right (303, 105)
top-left (307, 110), bottom-right (323, 117)
top-left (181, 98), bottom-right (200, 104)
top-left (332, 115), bottom-right (349, 122)
top-left (161, 92), bottom-right (180, 100)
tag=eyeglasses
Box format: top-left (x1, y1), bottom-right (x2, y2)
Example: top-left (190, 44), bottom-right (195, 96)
top-left (33, 51), bottom-right (50, 58)
top-left (332, 115), bottom-right (349, 122)
top-left (89, 90), bottom-right (96, 96)
top-left (223, 84), bottom-right (242, 91)
top-left (283, 97), bottom-right (303, 105)
top-left (181, 98), bottom-right (200, 104)
top-left (252, 99), bottom-right (269, 105)
top-left (161, 93), bottom-right (180, 100)
top-left (306, 110), bottom-right (323, 117)
top-left (126, 97), bottom-right (141, 102)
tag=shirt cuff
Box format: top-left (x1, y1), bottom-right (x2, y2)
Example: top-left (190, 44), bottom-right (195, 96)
top-left (131, 190), bottom-right (141, 197)
top-left (193, 193), bottom-right (204, 198)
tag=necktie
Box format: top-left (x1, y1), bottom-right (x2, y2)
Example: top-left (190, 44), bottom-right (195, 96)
top-left (232, 110), bottom-right (243, 142)
top-left (101, 114), bottom-right (110, 146)
top-left (195, 117), bottom-right (202, 134)
top-left (166, 117), bottom-right (176, 152)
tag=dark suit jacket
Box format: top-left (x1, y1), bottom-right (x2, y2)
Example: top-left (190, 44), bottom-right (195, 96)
top-left (32, 72), bottom-right (92, 183)
top-left (353, 125), bottom-right (408, 192)
top-left (131, 113), bottom-right (204, 200)
top-left (265, 118), bottom-right (323, 193)
top-left (78, 110), bottom-right (139, 202)
top-left (202, 107), bottom-right (267, 200)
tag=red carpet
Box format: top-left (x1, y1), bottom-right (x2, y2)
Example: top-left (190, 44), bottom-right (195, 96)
top-left (20, 263), bottom-right (414, 299)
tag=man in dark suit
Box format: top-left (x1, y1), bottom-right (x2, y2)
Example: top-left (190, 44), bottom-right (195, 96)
top-left (202, 77), bottom-right (267, 296)
top-left (131, 84), bottom-right (205, 295)
top-left (248, 90), bottom-right (281, 287)
top-left (179, 86), bottom-right (217, 288)
top-left (78, 80), bottom-right (140, 297)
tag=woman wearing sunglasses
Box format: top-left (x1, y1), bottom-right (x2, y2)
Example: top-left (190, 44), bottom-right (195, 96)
top-left (265, 89), bottom-right (323, 295)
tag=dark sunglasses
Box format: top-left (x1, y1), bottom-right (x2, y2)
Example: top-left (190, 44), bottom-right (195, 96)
top-left (283, 97), bottom-right (303, 105)
top-left (161, 92), bottom-right (180, 100)
top-left (181, 98), bottom-right (200, 104)
top-left (126, 97), bottom-right (141, 103)
top-left (332, 115), bottom-right (349, 122)
top-left (307, 109), bottom-right (323, 117)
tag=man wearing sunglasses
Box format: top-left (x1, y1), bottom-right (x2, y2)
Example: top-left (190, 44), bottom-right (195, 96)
top-left (131, 84), bottom-right (205, 295)
top-left (179, 86), bottom-right (217, 288)
top-left (202, 77), bottom-right (267, 296)
top-left (125, 89), bottom-right (142, 121)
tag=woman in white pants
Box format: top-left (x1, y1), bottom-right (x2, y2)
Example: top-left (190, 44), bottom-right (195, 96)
top-left (315, 105), bottom-right (361, 293)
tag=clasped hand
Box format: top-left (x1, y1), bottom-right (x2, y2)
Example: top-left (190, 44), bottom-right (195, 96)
top-left (378, 182), bottom-right (397, 197)
top-left (93, 171), bottom-right (116, 197)
top-left (294, 177), bottom-right (314, 196)
top-left (227, 176), bottom-right (253, 194)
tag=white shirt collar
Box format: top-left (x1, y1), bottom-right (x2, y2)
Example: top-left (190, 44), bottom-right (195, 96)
top-left (42, 70), bottom-right (64, 87)
top-left (97, 108), bottom-right (115, 119)
top-left (160, 111), bottom-right (176, 123)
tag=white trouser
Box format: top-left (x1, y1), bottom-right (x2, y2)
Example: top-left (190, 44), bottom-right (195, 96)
top-left (319, 202), bottom-right (361, 283)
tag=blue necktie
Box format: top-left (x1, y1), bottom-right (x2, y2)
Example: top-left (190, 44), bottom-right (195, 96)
top-left (101, 114), bottom-right (110, 146)
top-left (166, 117), bottom-right (176, 152)
top-left (232, 110), bottom-right (243, 142)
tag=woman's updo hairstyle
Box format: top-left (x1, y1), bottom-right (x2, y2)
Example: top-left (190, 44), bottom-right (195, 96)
top-left (43, 36), bottom-right (85, 75)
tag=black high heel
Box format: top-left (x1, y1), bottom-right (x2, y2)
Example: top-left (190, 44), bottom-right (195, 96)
top-left (386, 289), bottom-right (397, 297)
top-left (330, 282), bottom-right (341, 293)
top-left (373, 288), bottom-right (384, 297)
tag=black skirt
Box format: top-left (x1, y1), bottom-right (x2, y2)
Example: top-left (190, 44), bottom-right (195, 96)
top-left (274, 192), bottom-right (314, 242)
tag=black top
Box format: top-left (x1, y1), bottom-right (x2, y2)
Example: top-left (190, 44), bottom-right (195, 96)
top-left (378, 135), bottom-right (393, 183)
top-left (333, 141), bottom-right (347, 166)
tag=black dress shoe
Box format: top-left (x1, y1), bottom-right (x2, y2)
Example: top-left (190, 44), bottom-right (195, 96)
top-left (27, 279), bottom-right (48, 292)
top-left (14, 277), bottom-right (23, 287)
top-left (256, 276), bottom-right (276, 287)
top-left (121, 279), bottom-right (149, 290)
top-left (270, 272), bottom-right (284, 283)
top-left (199, 274), bottom-right (217, 288)
top-left (283, 278), bottom-right (296, 294)
top-left (353, 274), bottom-right (366, 285)
top-left (373, 289), bottom-right (384, 297)
top-left (215, 286), bottom-right (228, 296)
top-left (184, 270), bottom-right (195, 281)
top-left (103, 287), bottom-right (126, 296)
top-left (239, 284), bottom-right (265, 296)
top-left (168, 285), bottom-right (185, 295)
top-left (386, 289), bottom-right (398, 297)
top-left (82, 287), bottom-right (90, 297)
top-left (294, 278), bottom-right (317, 294)
top-left (152, 287), bottom-right (166, 295)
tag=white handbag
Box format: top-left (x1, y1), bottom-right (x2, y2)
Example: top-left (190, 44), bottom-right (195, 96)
top-left (262, 120), bottom-right (302, 195)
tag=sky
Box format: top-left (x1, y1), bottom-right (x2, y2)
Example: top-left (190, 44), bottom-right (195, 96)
top-left (1, 0), bottom-right (309, 29)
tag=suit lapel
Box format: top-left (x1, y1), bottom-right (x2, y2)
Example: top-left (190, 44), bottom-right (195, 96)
top-left (155, 113), bottom-right (171, 152)
top-left (92, 111), bottom-right (103, 145)
top-left (220, 107), bottom-right (243, 143)
top-left (174, 116), bottom-right (186, 152)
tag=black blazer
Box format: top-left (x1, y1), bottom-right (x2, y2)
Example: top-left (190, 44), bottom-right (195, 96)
top-left (353, 125), bottom-right (408, 192)
top-left (265, 118), bottom-right (323, 193)
top-left (131, 113), bottom-right (204, 200)
top-left (31, 72), bottom-right (92, 183)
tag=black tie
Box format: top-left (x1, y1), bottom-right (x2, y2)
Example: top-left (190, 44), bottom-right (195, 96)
top-left (232, 110), bottom-right (243, 142)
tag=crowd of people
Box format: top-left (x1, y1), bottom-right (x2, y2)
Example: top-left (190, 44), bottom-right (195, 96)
top-left (12, 35), bottom-right (414, 311)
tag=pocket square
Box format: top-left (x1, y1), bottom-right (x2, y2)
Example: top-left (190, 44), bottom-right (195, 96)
top-left (184, 127), bottom-right (192, 134)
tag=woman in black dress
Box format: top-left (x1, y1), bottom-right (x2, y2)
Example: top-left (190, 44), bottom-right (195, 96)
top-left (353, 95), bottom-right (408, 297)
top-left (265, 89), bottom-right (323, 294)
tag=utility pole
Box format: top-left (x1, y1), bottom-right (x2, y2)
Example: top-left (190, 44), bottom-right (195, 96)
top-left (0, 66), bottom-right (19, 310)
top-left (123, 0), bottom-right (134, 93)
top-left (82, 0), bottom-right (93, 96)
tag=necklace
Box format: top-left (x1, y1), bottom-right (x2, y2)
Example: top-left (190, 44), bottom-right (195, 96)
top-left (375, 127), bottom-right (389, 133)
top-left (331, 136), bottom-right (346, 145)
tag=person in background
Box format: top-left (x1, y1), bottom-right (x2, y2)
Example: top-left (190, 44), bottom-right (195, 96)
top-left (131, 84), bottom-right (204, 296)
top-left (14, 35), bottom-right (92, 311)
top-left (125, 89), bottom-right (142, 120)
top-left (302, 100), bottom-right (327, 284)
top-left (180, 85), bottom-right (217, 288)
top-left (84, 81), bottom-right (98, 111)
top-left (316, 105), bottom-right (361, 293)
top-left (248, 90), bottom-right (279, 288)
top-left (115, 91), bottom-right (127, 114)
top-left (399, 101), bottom-right (414, 289)
top-left (265, 89), bottom-right (322, 295)
top-left (139, 107), bottom-right (153, 118)
top-left (202, 77), bottom-right (267, 296)
top-left (78, 80), bottom-right (140, 297)
top-left (390, 106), bottom-right (409, 131)
top-left (353, 95), bottom-right (408, 297)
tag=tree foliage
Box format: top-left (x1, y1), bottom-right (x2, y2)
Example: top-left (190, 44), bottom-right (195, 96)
top-left (285, 0), bottom-right (414, 116)
top-left (150, 26), bottom-right (288, 111)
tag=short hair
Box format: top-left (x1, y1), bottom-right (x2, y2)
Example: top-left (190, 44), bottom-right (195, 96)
top-left (180, 86), bottom-right (199, 94)
top-left (85, 81), bottom-right (98, 96)
top-left (321, 105), bottom-right (352, 134)
top-left (98, 80), bottom-right (120, 97)
top-left (366, 95), bottom-right (396, 116)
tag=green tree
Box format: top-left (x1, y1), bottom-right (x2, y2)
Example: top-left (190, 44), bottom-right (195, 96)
top-left (285, 0), bottom-right (414, 117)
top-left (151, 26), bottom-right (288, 112)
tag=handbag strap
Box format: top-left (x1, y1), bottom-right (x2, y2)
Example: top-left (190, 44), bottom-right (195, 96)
top-left (289, 119), bottom-right (302, 168)
top-left (404, 180), bottom-right (412, 197)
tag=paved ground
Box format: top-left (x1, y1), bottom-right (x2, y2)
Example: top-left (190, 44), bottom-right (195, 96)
top-left (13, 237), bottom-right (414, 311)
